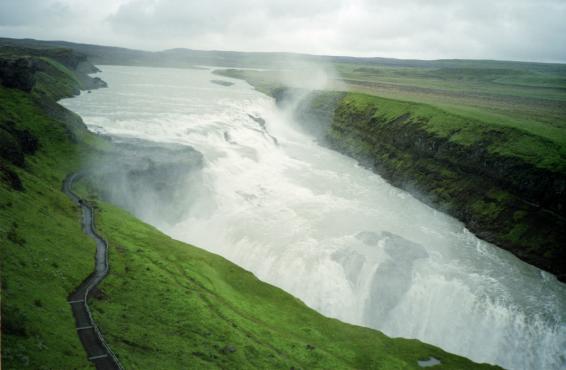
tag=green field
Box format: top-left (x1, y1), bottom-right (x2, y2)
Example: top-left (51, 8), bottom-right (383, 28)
top-left (0, 50), bottom-right (497, 369)
top-left (336, 92), bottom-right (565, 171)
top-left (218, 59), bottom-right (566, 150)
top-left (333, 62), bottom-right (566, 145)
top-left (216, 65), bottom-right (566, 171)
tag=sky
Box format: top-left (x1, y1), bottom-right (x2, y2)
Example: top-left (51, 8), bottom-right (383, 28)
top-left (1, 0), bottom-right (565, 63)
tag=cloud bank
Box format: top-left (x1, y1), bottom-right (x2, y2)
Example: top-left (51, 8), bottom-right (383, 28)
top-left (1, 0), bottom-right (565, 62)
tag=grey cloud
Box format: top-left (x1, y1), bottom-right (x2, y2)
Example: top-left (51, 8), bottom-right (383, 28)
top-left (0, 0), bottom-right (70, 26)
top-left (0, 0), bottom-right (565, 62)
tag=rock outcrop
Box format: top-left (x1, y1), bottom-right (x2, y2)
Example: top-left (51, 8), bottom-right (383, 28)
top-left (88, 137), bottom-right (203, 225)
top-left (0, 57), bottom-right (39, 91)
top-left (0, 47), bottom-right (107, 98)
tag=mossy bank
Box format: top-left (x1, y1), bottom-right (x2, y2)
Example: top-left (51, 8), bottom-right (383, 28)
top-left (0, 49), bottom-right (497, 368)
top-left (291, 89), bottom-right (565, 282)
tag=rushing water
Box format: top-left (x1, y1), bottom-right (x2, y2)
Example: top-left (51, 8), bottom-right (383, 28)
top-left (62, 65), bottom-right (566, 370)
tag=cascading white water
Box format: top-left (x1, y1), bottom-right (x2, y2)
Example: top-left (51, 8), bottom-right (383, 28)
top-left (62, 65), bottom-right (566, 370)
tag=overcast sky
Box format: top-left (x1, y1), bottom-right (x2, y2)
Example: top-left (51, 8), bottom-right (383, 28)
top-left (1, 0), bottom-right (565, 62)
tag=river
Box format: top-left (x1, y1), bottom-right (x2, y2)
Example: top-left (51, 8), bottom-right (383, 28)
top-left (61, 65), bottom-right (566, 370)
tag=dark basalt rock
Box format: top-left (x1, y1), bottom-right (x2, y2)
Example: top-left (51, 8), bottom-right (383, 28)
top-left (0, 120), bottom-right (39, 167)
top-left (0, 57), bottom-right (38, 91)
top-left (82, 76), bottom-right (108, 90)
top-left (248, 114), bottom-right (266, 129)
top-left (0, 128), bottom-right (24, 167)
top-left (0, 45), bottom-right (92, 72)
top-left (210, 79), bottom-right (234, 87)
top-left (76, 60), bottom-right (101, 74)
top-left (0, 48), bottom-right (107, 97)
top-left (0, 163), bottom-right (23, 191)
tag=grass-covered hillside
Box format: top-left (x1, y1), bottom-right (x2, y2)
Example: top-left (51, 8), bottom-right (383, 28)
top-left (323, 92), bottom-right (565, 278)
top-left (216, 63), bottom-right (566, 148)
top-left (0, 50), bottom-right (497, 368)
top-left (0, 74), bottom-right (96, 370)
top-left (334, 62), bottom-right (566, 137)
top-left (215, 68), bottom-right (566, 282)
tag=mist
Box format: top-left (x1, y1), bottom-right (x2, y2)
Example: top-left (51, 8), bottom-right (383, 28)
top-left (60, 64), bottom-right (566, 370)
top-left (82, 137), bottom-right (202, 227)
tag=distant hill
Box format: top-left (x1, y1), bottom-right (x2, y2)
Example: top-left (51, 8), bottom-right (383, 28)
top-left (1, 37), bottom-right (565, 72)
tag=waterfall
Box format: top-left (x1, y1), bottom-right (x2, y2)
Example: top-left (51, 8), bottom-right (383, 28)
top-left (62, 65), bottom-right (566, 370)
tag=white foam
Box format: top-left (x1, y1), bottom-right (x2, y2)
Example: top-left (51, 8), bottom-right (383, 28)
top-left (62, 65), bottom-right (566, 370)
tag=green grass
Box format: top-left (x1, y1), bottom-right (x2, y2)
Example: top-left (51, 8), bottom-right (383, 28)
top-left (39, 57), bottom-right (81, 86)
top-left (217, 62), bottom-right (566, 152)
top-left (0, 87), bottom-right (95, 369)
top-left (323, 89), bottom-right (565, 277)
top-left (213, 69), bottom-right (285, 96)
top-left (1, 54), bottom-right (497, 369)
top-left (337, 92), bottom-right (566, 172)
top-left (334, 62), bottom-right (566, 137)
top-left (215, 67), bottom-right (566, 173)
top-left (82, 199), bottom-right (495, 369)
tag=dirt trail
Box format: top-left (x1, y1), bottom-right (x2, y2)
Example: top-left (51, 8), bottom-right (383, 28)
top-left (63, 173), bottom-right (123, 370)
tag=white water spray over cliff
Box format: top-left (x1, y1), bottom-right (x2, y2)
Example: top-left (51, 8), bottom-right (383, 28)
top-left (62, 65), bottom-right (566, 370)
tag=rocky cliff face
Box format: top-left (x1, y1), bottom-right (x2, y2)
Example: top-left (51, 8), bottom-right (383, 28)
top-left (0, 48), bottom-right (106, 192)
top-left (0, 57), bottom-right (40, 91)
top-left (288, 90), bottom-right (566, 281)
top-left (86, 137), bottom-right (203, 226)
top-left (0, 47), bottom-right (107, 100)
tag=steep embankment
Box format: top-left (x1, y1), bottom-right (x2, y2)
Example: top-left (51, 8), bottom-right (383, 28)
top-left (215, 69), bottom-right (566, 281)
top-left (294, 90), bottom-right (566, 281)
top-left (1, 49), bottom-right (496, 368)
top-left (0, 49), bottom-right (107, 369)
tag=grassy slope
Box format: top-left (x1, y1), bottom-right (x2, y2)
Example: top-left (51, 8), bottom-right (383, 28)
top-left (327, 93), bottom-right (565, 253)
top-left (0, 86), bottom-right (94, 369)
top-left (84, 200), bottom-right (494, 369)
top-left (0, 55), bottom-right (497, 369)
top-left (338, 93), bottom-right (566, 172)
